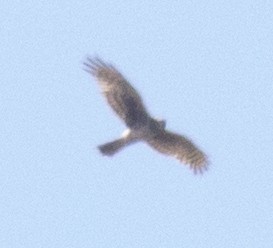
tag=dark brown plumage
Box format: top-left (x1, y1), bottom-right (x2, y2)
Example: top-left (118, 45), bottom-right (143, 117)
top-left (84, 57), bottom-right (208, 173)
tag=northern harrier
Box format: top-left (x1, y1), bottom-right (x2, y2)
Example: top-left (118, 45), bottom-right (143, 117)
top-left (84, 57), bottom-right (208, 173)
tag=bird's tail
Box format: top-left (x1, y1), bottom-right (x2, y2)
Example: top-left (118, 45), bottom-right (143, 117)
top-left (98, 138), bottom-right (136, 156)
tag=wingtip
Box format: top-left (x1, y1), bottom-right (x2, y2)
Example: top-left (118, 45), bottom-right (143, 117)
top-left (191, 159), bottom-right (209, 175)
top-left (83, 55), bottom-right (115, 76)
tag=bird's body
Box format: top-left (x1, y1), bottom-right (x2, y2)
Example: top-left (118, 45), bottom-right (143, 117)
top-left (84, 57), bottom-right (208, 173)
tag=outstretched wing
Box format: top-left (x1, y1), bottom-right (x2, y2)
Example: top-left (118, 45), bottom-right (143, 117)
top-left (84, 57), bottom-right (149, 128)
top-left (146, 130), bottom-right (208, 173)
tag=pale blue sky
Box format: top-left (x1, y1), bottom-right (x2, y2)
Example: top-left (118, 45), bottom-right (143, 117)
top-left (1, 1), bottom-right (273, 247)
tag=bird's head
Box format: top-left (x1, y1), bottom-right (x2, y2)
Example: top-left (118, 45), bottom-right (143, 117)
top-left (157, 119), bottom-right (166, 129)
top-left (151, 118), bottom-right (166, 130)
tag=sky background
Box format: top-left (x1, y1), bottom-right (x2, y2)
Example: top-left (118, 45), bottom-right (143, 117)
top-left (1, 1), bottom-right (273, 247)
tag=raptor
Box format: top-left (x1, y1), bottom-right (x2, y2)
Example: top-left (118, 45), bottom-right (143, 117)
top-left (84, 57), bottom-right (208, 173)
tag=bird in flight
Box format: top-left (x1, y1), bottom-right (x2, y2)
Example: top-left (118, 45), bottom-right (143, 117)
top-left (84, 57), bottom-right (208, 173)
